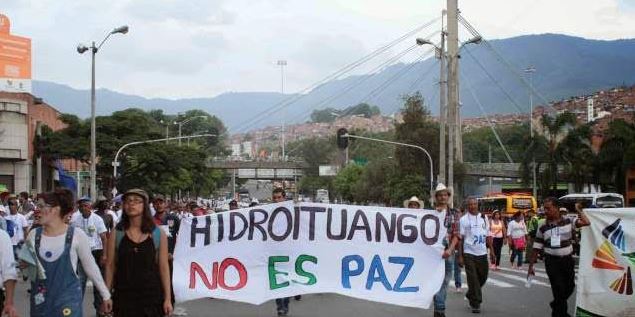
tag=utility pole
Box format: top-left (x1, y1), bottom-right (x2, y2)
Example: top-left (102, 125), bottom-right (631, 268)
top-left (438, 12), bottom-right (447, 185)
top-left (446, 0), bottom-right (459, 203)
top-left (525, 66), bottom-right (537, 198)
top-left (488, 143), bottom-right (492, 193)
top-left (278, 60), bottom-right (287, 161)
top-left (90, 41), bottom-right (97, 201)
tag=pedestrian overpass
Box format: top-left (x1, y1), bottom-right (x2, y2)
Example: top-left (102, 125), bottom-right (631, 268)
top-left (206, 158), bottom-right (310, 179)
top-left (207, 159), bottom-right (529, 179)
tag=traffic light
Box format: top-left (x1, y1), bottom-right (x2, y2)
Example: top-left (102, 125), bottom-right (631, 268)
top-left (336, 128), bottom-right (349, 149)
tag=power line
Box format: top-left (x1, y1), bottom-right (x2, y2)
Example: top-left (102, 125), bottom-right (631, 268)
top-left (461, 69), bottom-right (514, 163)
top-left (360, 45), bottom-right (437, 106)
top-left (458, 14), bottom-right (555, 112)
top-left (462, 45), bottom-right (526, 114)
top-left (231, 17), bottom-right (442, 133)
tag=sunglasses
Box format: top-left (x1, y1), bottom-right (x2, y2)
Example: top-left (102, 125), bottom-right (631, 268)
top-left (8, 202), bottom-right (16, 206)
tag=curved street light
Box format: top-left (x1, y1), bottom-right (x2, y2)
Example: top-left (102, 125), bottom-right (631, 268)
top-left (174, 115), bottom-right (207, 146)
top-left (77, 25), bottom-right (129, 202)
top-left (343, 133), bottom-right (435, 204)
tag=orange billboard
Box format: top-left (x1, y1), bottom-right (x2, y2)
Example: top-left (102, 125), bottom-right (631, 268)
top-left (0, 14), bottom-right (31, 92)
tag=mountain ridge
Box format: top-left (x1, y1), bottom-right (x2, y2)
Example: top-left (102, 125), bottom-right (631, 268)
top-left (32, 33), bottom-right (635, 131)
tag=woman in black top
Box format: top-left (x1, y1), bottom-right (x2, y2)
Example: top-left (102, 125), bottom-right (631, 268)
top-left (105, 189), bottom-right (172, 317)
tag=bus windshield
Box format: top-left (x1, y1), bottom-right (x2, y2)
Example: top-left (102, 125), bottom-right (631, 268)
top-left (596, 196), bottom-right (624, 208)
top-left (478, 198), bottom-right (507, 213)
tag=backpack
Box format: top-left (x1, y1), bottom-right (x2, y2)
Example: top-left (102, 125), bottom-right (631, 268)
top-left (5, 219), bottom-right (16, 238)
top-left (115, 226), bottom-right (161, 260)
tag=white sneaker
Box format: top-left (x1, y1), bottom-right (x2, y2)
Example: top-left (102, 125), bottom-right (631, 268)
top-left (173, 307), bottom-right (188, 316)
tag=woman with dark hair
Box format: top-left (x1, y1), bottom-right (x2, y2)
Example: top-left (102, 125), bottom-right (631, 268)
top-left (26, 188), bottom-right (112, 316)
top-left (507, 211), bottom-right (528, 269)
top-left (488, 211), bottom-right (506, 270)
top-left (105, 188), bottom-right (172, 317)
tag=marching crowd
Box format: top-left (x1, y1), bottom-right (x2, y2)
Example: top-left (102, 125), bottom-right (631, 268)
top-left (404, 183), bottom-right (590, 317)
top-left (0, 184), bottom-right (589, 317)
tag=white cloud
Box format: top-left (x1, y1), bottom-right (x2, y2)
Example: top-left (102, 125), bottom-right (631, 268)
top-left (2, 0), bottom-right (634, 98)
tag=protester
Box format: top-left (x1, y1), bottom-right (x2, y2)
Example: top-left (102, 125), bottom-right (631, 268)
top-left (5, 197), bottom-right (28, 259)
top-left (452, 207), bottom-right (463, 293)
top-left (0, 227), bottom-right (17, 317)
top-left (458, 197), bottom-right (495, 314)
top-left (95, 196), bottom-right (115, 232)
top-left (105, 188), bottom-right (172, 317)
top-left (529, 198), bottom-right (590, 317)
top-left (525, 209), bottom-right (539, 263)
top-left (152, 194), bottom-right (185, 316)
top-left (18, 191), bottom-right (35, 214)
top-left (27, 188), bottom-right (112, 316)
top-left (229, 200), bottom-right (239, 211)
top-left (71, 196), bottom-right (108, 316)
top-left (488, 210), bottom-right (506, 270)
top-left (432, 183), bottom-right (461, 317)
top-left (271, 188), bottom-right (293, 316)
top-left (403, 196), bottom-right (423, 209)
top-left (507, 211), bottom-right (527, 269)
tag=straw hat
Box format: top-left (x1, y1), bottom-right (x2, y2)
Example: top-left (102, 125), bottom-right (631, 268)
top-left (403, 196), bottom-right (423, 208)
top-left (434, 183), bottom-right (451, 196)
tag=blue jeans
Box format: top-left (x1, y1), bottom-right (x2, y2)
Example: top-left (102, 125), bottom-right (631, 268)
top-left (453, 251), bottom-right (462, 287)
top-left (511, 247), bottom-right (523, 267)
top-left (433, 254), bottom-right (453, 312)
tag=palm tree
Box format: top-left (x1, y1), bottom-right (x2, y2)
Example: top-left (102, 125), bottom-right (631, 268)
top-left (522, 112), bottom-right (590, 196)
top-left (598, 119), bottom-right (635, 194)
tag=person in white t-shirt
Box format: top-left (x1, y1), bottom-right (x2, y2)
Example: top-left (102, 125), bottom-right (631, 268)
top-left (70, 198), bottom-right (107, 315)
top-left (458, 197), bottom-right (495, 314)
top-left (5, 197), bottom-right (29, 257)
top-left (0, 229), bottom-right (17, 317)
top-left (507, 211), bottom-right (528, 269)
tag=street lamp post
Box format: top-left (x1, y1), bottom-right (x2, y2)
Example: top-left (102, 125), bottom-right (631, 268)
top-left (343, 133), bottom-right (435, 204)
top-left (416, 33), bottom-right (481, 203)
top-left (174, 116), bottom-right (207, 146)
top-left (112, 134), bottom-right (216, 190)
top-left (277, 60), bottom-right (287, 161)
top-left (525, 66), bottom-right (537, 198)
top-left (77, 25), bottom-right (129, 202)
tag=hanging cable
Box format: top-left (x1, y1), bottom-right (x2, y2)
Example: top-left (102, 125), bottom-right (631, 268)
top-left (231, 16), bottom-right (442, 133)
top-left (462, 46), bottom-right (526, 114)
top-left (458, 14), bottom-right (555, 112)
top-left (360, 45), bottom-right (437, 105)
top-left (461, 69), bottom-right (515, 163)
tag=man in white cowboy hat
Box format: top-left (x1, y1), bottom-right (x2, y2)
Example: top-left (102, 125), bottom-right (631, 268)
top-left (403, 196), bottom-right (423, 209)
top-left (432, 183), bottom-right (461, 317)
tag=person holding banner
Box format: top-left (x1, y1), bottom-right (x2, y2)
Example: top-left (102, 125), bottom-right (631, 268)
top-left (458, 197), bottom-right (495, 314)
top-left (105, 189), bottom-right (173, 317)
top-left (272, 187), bottom-right (294, 316)
top-left (431, 183), bottom-right (461, 317)
top-left (528, 197), bottom-right (590, 317)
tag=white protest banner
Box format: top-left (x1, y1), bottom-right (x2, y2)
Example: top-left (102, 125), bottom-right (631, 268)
top-left (576, 208), bottom-right (635, 317)
top-left (173, 201), bottom-right (447, 308)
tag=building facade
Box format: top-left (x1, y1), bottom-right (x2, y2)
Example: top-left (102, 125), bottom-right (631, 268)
top-left (0, 91), bottom-right (86, 194)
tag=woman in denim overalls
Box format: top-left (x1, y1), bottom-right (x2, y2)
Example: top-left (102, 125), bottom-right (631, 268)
top-left (28, 189), bottom-right (113, 316)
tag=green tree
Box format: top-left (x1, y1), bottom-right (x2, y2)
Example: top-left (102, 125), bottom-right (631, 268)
top-left (521, 112), bottom-right (589, 195)
top-left (393, 92), bottom-right (438, 202)
top-left (333, 164), bottom-right (364, 203)
top-left (39, 108), bottom-right (227, 197)
top-left (598, 119), bottom-right (635, 194)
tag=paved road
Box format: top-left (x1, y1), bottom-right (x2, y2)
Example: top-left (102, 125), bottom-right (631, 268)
top-left (12, 251), bottom-right (577, 316)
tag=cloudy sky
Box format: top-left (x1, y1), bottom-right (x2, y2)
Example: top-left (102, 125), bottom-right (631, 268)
top-left (3, 0), bottom-right (635, 99)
